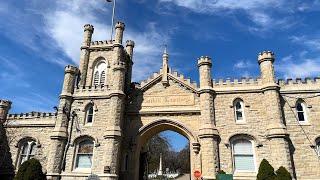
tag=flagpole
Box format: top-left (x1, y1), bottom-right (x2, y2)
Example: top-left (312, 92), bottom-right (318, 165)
top-left (110, 0), bottom-right (116, 41)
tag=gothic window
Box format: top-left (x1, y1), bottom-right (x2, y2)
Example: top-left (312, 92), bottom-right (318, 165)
top-left (316, 138), bottom-right (320, 157)
top-left (93, 61), bottom-right (107, 86)
top-left (296, 100), bottom-right (307, 122)
top-left (75, 139), bottom-right (94, 169)
top-left (18, 140), bottom-right (36, 166)
top-left (234, 99), bottom-right (245, 122)
top-left (85, 105), bottom-right (94, 124)
top-left (232, 139), bottom-right (255, 172)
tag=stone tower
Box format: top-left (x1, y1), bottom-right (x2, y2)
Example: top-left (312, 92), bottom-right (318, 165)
top-left (197, 56), bottom-right (220, 179)
top-left (46, 21), bottom-right (134, 180)
top-left (258, 51), bottom-right (293, 174)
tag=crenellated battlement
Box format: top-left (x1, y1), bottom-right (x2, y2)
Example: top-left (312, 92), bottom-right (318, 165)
top-left (7, 111), bottom-right (57, 120)
top-left (126, 40), bottom-right (135, 47)
top-left (278, 77), bottom-right (320, 86)
top-left (0, 99), bottom-right (12, 108)
top-left (115, 21), bottom-right (125, 29)
top-left (84, 24), bottom-right (94, 32)
top-left (258, 50), bottom-right (275, 64)
top-left (64, 65), bottom-right (79, 74)
top-left (90, 40), bottom-right (114, 46)
top-left (197, 56), bottom-right (212, 67)
top-left (212, 77), bottom-right (262, 87)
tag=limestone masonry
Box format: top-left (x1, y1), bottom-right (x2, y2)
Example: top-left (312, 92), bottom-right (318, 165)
top-left (0, 22), bottom-right (320, 180)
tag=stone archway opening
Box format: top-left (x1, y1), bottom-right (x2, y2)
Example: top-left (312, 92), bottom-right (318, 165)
top-left (134, 119), bottom-right (199, 180)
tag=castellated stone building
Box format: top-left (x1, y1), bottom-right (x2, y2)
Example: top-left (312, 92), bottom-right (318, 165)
top-left (0, 22), bottom-right (320, 180)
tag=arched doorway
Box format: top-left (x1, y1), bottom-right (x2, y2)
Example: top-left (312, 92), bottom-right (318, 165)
top-left (133, 119), bottom-right (200, 180)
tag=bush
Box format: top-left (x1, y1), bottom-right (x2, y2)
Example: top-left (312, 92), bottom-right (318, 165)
top-left (257, 159), bottom-right (276, 180)
top-left (15, 158), bottom-right (46, 180)
top-left (275, 166), bottom-right (292, 180)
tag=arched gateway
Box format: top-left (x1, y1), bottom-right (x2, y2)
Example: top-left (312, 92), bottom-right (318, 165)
top-left (134, 119), bottom-right (199, 179)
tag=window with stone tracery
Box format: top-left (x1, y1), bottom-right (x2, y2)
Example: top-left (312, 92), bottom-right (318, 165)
top-left (93, 61), bottom-right (106, 86)
top-left (17, 140), bottom-right (36, 166)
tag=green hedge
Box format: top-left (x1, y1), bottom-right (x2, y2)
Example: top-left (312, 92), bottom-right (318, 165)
top-left (15, 158), bottom-right (46, 180)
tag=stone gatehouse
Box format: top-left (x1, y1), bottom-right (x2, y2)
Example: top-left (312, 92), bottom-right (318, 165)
top-left (0, 22), bottom-right (320, 180)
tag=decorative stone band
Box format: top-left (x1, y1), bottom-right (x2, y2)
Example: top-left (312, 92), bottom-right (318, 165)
top-left (198, 88), bottom-right (215, 95)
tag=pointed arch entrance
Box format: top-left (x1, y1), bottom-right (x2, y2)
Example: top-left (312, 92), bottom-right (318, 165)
top-left (132, 119), bottom-right (200, 180)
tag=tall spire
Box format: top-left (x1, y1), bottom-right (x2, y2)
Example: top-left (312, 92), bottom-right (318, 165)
top-left (162, 45), bottom-right (169, 86)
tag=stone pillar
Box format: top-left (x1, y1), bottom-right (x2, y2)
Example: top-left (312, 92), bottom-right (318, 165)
top-left (0, 100), bottom-right (14, 179)
top-left (79, 24), bottom-right (94, 87)
top-left (125, 40), bottom-right (135, 92)
top-left (258, 51), bottom-right (294, 175)
top-left (114, 22), bottom-right (125, 45)
top-left (197, 56), bottom-right (220, 179)
top-left (47, 65), bottom-right (79, 180)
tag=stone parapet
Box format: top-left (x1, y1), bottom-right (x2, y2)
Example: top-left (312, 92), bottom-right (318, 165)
top-left (213, 77), bottom-right (262, 87)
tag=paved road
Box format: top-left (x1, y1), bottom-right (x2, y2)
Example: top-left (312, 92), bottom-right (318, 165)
top-left (176, 174), bottom-right (191, 180)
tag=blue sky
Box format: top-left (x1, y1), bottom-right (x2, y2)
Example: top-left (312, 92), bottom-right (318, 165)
top-left (1, 1), bottom-right (320, 150)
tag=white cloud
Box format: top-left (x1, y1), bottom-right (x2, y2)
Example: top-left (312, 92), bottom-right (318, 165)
top-left (158, 0), bottom-right (299, 32)
top-left (278, 59), bottom-right (320, 78)
top-left (234, 60), bottom-right (254, 69)
top-left (290, 35), bottom-right (320, 50)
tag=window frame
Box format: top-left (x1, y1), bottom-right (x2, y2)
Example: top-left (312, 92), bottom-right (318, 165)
top-left (92, 61), bottom-right (107, 86)
top-left (73, 139), bottom-right (94, 171)
top-left (85, 104), bottom-right (94, 125)
top-left (17, 140), bottom-right (36, 167)
top-left (316, 139), bottom-right (320, 157)
top-left (296, 100), bottom-right (308, 124)
top-left (231, 138), bottom-right (257, 173)
top-left (234, 99), bottom-right (246, 123)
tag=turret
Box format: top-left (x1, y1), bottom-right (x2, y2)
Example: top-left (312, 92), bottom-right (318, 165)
top-left (197, 56), bottom-right (213, 89)
top-left (125, 40), bottom-right (135, 90)
top-left (114, 22), bottom-right (125, 44)
top-left (125, 40), bottom-right (135, 58)
top-left (79, 24), bottom-right (94, 87)
top-left (0, 100), bottom-right (11, 124)
top-left (258, 51), bottom-right (276, 85)
top-left (82, 24), bottom-right (94, 47)
top-left (61, 65), bottom-right (79, 96)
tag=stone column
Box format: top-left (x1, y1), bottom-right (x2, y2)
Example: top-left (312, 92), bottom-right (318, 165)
top-left (47, 65), bottom-right (79, 180)
top-left (258, 51), bottom-right (294, 175)
top-left (79, 24), bottom-right (94, 87)
top-left (0, 99), bottom-right (14, 179)
top-left (197, 56), bottom-right (220, 179)
top-left (114, 22), bottom-right (125, 45)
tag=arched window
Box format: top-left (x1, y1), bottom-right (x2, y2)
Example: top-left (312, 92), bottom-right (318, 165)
top-left (316, 138), bottom-right (320, 157)
top-left (296, 100), bottom-right (307, 122)
top-left (232, 139), bottom-right (255, 172)
top-left (85, 105), bottom-right (94, 124)
top-left (234, 99), bottom-right (245, 122)
top-left (93, 61), bottom-right (107, 86)
top-left (18, 140), bottom-right (36, 166)
top-left (75, 139), bottom-right (94, 169)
